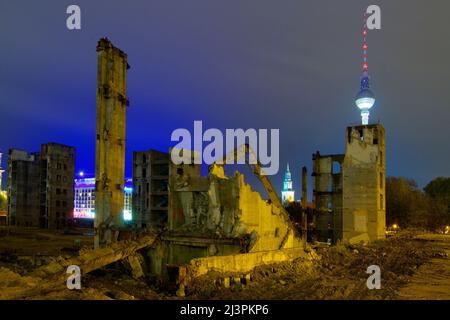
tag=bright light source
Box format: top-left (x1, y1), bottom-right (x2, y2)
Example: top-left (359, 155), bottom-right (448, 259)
top-left (124, 186), bottom-right (133, 193)
top-left (355, 97), bottom-right (375, 110)
top-left (79, 171), bottom-right (84, 177)
top-left (74, 209), bottom-right (95, 219)
top-left (392, 224), bottom-right (399, 230)
top-left (123, 210), bottom-right (132, 221)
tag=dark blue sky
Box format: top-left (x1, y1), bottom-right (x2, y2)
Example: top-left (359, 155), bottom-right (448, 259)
top-left (1, 1), bottom-right (449, 196)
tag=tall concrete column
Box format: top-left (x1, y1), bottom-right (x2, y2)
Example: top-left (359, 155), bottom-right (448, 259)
top-left (301, 166), bottom-right (308, 241)
top-left (95, 38), bottom-right (130, 248)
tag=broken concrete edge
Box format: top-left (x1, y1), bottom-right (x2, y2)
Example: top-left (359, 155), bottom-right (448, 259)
top-left (175, 245), bottom-right (320, 295)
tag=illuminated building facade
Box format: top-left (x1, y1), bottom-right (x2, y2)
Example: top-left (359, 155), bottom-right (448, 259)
top-left (74, 175), bottom-right (132, 222)
top-left (74, 176), bottom-right (96, 219)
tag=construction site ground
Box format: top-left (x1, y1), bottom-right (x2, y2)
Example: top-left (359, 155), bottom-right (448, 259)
top-left (0, 227), bottom-right (449, 300)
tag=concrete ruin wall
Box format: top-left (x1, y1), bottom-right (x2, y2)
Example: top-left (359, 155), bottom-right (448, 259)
top-left (185, 247), bottom-right (314, 279)
top-left (312, 124), bottom-right (386, 244)
top-left (146, 152), bottom-right (304, 281)
top-left (168, 161), bottom-right (302, 251)
top-left (342, 124), bottom-right (386, 243)
top-left (132, 150), bottom-right (169, 229)
top-left (236, 173), bottom-right (301, 251)
top-left (312, 153), bottom-right (344, 242)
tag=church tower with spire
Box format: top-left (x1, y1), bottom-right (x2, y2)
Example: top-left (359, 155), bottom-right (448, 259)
top-left (281, 163), bottom-right (295, 205)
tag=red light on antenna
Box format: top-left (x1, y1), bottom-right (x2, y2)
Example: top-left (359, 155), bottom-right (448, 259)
top-left (363, 44), bottom-right (368, 50)
top-left (363, 63), bottom-right (368, 70)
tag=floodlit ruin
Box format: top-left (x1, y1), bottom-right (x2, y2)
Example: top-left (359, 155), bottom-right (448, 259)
top-left (148, 150), bottom-right (305, 290)
top-left (0, 38), bottom-right (391, 299)
top-left (312, 124), bottom-right (386, 244)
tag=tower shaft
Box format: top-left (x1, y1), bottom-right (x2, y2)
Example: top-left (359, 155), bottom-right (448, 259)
top-left (95, 38), bottom-right (130, 248)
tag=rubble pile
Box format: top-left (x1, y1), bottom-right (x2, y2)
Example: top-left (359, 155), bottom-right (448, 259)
top-left (186, 232), bottom-right (444, 299)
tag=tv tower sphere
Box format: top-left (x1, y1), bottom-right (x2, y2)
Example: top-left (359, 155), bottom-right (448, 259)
top-left (355, 77), bottom-right (375, 125)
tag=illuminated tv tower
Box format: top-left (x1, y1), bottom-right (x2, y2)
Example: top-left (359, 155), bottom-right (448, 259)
top-left (355, 12), bottom-right (375, 125)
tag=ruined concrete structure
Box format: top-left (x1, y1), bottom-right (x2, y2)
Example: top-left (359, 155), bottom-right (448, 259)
top-left (342, 124), bottom-right (386, 242)
top-left (82, 37), bottom-right (386, 290)
top-left (312, 124), bottom-right (386, 243)
top-left (312, 152), bottom-right (344, 242)
top-left (7, 143), bottom-right (75, 229)
top-left (95, 38), bottom-right (130, 247)
top-left (147, 149), bottom-right (303, 282)
top-left (7, 150), bottom-right (40, 227)
top-left (132, 150), bottom-right (169, 229)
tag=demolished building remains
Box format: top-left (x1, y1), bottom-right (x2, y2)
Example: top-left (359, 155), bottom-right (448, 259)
top-left (312, 124), bottom-right (386, 244)
top-left (2, 38), bottom-right (387, 296)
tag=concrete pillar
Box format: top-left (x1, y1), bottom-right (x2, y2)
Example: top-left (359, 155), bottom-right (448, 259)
top-left (301, 166), bottom-right (308, 241)
top-left (95, 38), bottom-right (130, 248)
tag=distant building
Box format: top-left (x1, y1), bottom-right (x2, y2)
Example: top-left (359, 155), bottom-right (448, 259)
top-left (73, 175), bottom-right (133, 222)
top-left (7, 143), bottom-right (75, 229)
top-left (281, 164), bottom-right (295, 205)
top-left (73, 176), bottom-right (96, 219)
top-left (7, 150), bottom-right (40, 227)
top-left (132, 150), bottom-right (169, 229)
top-left (123, 178), bottom-right (133, 221)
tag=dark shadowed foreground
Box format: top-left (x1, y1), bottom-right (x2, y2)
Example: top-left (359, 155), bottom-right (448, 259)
top-left (0, 229), bottom-right (448, 300)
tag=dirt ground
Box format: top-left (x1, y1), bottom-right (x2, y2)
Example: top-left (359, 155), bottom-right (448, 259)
top-left (187, 232), bottom-right (449, 300)
top-left (396, 234), bottom-right (450, 299)
top-left (0, 228), bottom-right (449, 300)
top-left (0, 227), bottom-right (93, 256)
top-left (0, 226), bottom-right (93, 275)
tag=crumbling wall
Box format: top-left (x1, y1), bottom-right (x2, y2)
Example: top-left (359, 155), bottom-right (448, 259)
top-left (236, 173), bottom-right (302, 251)
top-left (95, 38), bottom-right (129, 247)
top-left (185, 247), bottom-right (313, 279)
top-left (151, 151), bottom-right (304, 284)
top-left (168, 162), bottom-right (302, 251)
top-left (312, 153), bottom-right (344, 242)
top-left (342, 125), bottom-right (386, 243)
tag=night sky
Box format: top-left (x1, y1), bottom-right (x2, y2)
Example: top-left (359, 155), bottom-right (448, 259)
top-left (1, 1), bottom-right (449, 197)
